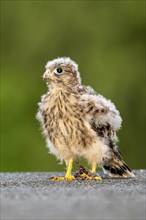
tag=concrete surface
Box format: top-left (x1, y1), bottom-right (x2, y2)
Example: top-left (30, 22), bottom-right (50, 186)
top-left (0, 170), bottom-right (145, 220)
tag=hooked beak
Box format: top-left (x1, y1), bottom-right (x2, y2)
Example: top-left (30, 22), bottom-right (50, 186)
top-left (43, 69), bottom-right (54, 81)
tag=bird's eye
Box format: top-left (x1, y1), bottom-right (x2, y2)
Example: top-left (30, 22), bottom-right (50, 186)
top-left (56, 68), bottom-right (63, 74)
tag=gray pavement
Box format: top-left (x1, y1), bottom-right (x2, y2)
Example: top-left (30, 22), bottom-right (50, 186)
top-left (0, 170), bottom-right (145, 220)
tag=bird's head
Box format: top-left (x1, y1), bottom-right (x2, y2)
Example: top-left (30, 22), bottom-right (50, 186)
top-left (43, 57), bottom-right (81, 89)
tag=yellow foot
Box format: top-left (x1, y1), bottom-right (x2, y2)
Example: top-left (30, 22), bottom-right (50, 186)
top-left (51, 176), bottom-right (75, 181)
top-left (65, 175), bottom-right (75, 181)
top-left (94, 176), bottom-right (102, 180)
top-left (81, 173), bottom-right (102, 180)
top-left (81, 173), bottom-right (92, 180)
top-left (51, 176), bottom-right (65, 181)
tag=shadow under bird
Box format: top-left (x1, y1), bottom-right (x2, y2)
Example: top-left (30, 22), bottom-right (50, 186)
top-left (37, 57), bottom-right (135, 180)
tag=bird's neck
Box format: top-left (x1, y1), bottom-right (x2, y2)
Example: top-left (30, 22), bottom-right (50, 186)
top-left (48, 82), bottom-right (80, 94)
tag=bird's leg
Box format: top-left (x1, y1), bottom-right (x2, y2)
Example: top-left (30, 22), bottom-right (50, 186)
top-left (65, 158), bottom-right (75, 180)
top-left (51, 158), bottom-right (75, 181)
top-left (91, 162), bottom-right (97, 173)
top-left (91, 163), bottom-right (102, 180)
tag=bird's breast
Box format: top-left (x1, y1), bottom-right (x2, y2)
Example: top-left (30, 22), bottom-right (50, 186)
top-left (40, 90), bottom-right (96, 149)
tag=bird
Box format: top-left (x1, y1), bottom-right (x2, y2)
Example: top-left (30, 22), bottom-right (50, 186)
top-left (36, 57), bottom-right (135, 180)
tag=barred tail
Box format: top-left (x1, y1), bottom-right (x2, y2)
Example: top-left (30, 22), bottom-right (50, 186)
top-left (102, 162), bottom-right (135, 177)
top-left (102, 146), bottom-right (135, 177)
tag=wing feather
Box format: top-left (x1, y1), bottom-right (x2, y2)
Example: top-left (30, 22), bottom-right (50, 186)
top-left (78, 85), bottom-right (122, 152)
top-left (80, 86), bottom-right (122, 132)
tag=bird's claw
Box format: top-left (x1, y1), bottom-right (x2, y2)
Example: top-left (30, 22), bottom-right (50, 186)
top-left (51, 176), bottom-right (75, 181)
top-left (74, 166), bottom-right (102, 180)
top-left (51, 176), bottom-right (65, 181)
top-left (81, 173), bottom-right (92, 180)
top-left (80, 173), bottom-right (102, 180)
top-left (94, 176), bottom-right (102, 180)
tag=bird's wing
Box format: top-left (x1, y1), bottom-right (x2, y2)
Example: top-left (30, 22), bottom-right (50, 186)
top-left (80, 86), bottom-right (122, 131)
top-left (79, 86), bottom-right (122, 141)
top-left (79, 85), bottom-right (123, 162)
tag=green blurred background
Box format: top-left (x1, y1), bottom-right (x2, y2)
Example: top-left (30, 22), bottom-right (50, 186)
top-left (1, 0), bottom-right (145, 172)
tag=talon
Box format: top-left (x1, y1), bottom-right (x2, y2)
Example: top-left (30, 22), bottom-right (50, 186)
top-left (86, 176), bottom-right (92, 180)
top-left (94, 176), bottom-right (102, 180)
top-left (81, 173), bottom-right (102, 180)
top-left (81, 173), bottom-right (92, 180)
top-left (51, 175), bottom-right (75, 181)
top-left (51, 176), bottom-right (66, 181)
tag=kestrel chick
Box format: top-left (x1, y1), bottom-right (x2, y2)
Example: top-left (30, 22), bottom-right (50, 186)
top-left (37, 57), bottom-right (135, 180)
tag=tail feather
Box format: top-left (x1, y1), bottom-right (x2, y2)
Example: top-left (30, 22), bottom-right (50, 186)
top-left (102, 150), bottom-right (135, 177)
top-left (102, 140), bottom-right (135, 177)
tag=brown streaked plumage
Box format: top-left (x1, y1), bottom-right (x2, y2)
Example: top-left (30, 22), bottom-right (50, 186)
top-left (37, 57), bottom-right (135, 180)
